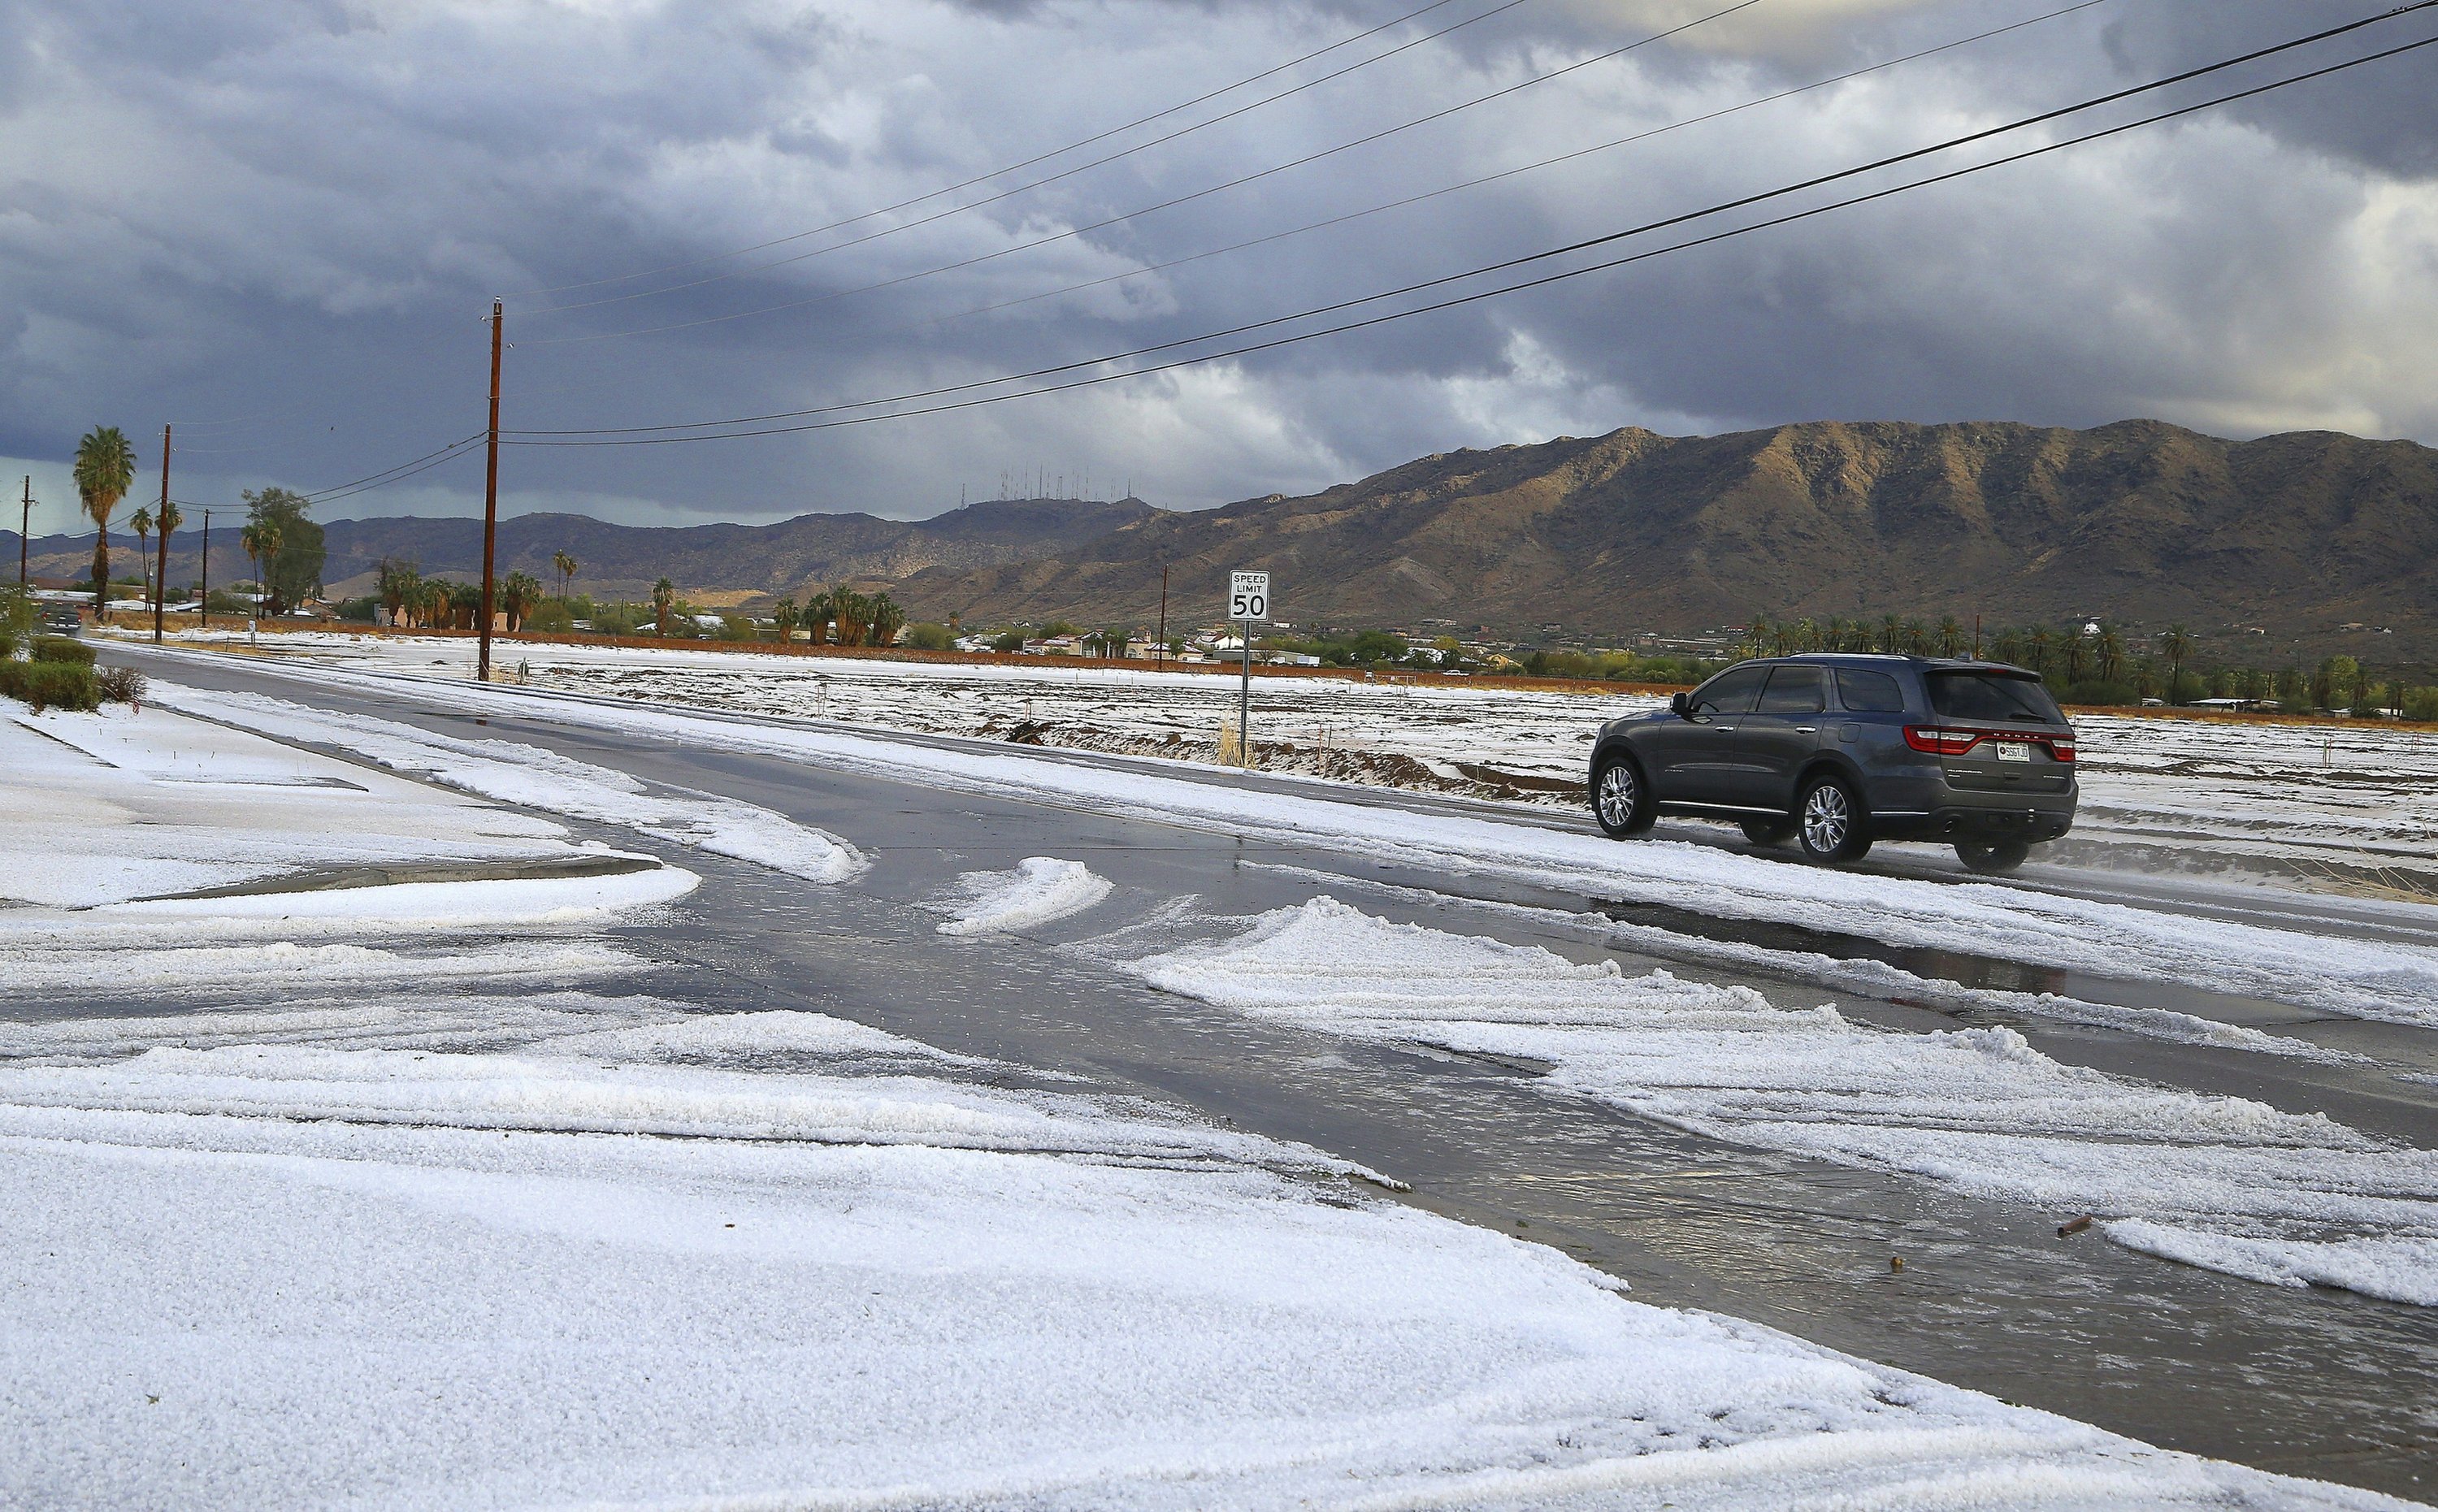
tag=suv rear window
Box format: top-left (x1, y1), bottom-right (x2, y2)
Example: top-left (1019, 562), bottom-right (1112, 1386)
top-left (1928, 671), bottom-right (2063, 723)
top-left (1834, 668), bottom-right (1906, 713)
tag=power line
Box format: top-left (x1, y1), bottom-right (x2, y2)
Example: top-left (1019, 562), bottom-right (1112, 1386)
top-left (300, 432), bottom-right (489, 505)
top-left (491, 0), bottom-right (2102, 407)
top-left (520, 0), bottom-right (1754, 341)
top-left (505, 5), bottom-right (2436, 444)
top-left (515, 0), bottom-right (1529, 312)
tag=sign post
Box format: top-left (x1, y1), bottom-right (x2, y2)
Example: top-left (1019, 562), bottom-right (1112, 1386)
top-left (1228, 570), bottom-right (1269, 767)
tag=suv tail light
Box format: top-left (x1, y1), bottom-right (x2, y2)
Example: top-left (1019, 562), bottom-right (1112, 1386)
top-left (1904, 726), bottom-right (1982, 756)
top-left (1907, 726), bottom-right (2077, 761)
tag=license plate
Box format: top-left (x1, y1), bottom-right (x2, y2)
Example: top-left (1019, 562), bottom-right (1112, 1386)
top-left (1993, 741), bottom-right (2032, 763)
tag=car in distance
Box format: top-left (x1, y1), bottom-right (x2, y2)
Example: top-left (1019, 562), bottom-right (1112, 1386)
top-left (1586, 654), bottom-right (2076, 873)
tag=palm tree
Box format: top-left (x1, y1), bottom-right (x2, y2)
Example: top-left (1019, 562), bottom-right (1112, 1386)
top-left (552, 550), bottom-right (577, 601)
top-left (239, 521), bottom-right (280, 622)
top-left (773, 596), bottom-right (800, 642)
top-left (651, 577), bottom-right (675, 635)
top-left (130, 507), bottom-right (154, 606)
top-left (801, 588), bottom-right (834, 646)
top-left (2062, 629), bottom-right (2088, 685)
top-left (2158, 625), bottom-right (2193, 704)
top-left (152, 500), bottom-right (182, 624)
top-left (1936, 616), bottom-right (1964, 657)
top-left (73, 426), bottom-right (137, 621)
top-left (831, 587), bottom-right (873, 647)
top-left (870, 593), bottom-right (906, 648)
top-left (2095, 624), bottom-right (2125, 684)
top-left (501, 570), bottom-right (543, 631)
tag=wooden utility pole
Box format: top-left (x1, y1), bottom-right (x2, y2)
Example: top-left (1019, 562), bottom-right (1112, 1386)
top-left (1156, 565), bottom-right (1169, 671)
top-left (154, 426), bottom-right (171, 644)
top-left (198, 509), bottom-right (210, 630)
top-left (479, 298), bottom-right (503, 682)
top-left (16, 476), bottom-right (28, 588)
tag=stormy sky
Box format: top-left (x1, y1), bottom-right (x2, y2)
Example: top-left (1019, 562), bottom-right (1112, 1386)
top-left (4, 0), bottom-right (2434, 534)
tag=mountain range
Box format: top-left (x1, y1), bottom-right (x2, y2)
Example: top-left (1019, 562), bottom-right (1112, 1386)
top-left (895, 419), bottom-right (2438, 662)
top-left (15, 419), bottom-right (2436, 661)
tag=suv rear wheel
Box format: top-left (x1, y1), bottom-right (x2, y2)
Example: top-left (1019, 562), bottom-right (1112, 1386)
top-left (1956, 839), bottom-right (2030, 875)
top-left (1797, 774), bottom-right (1872, 864)
top-left (1591, 756), bottom-right (1655, 838)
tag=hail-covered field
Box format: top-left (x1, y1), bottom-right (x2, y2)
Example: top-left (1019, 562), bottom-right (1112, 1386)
top-left (175, 629), bottom-right (2438, 885)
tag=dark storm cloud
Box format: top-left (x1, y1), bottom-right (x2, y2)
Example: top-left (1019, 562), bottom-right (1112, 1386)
top-left (2, 0), bottom-right (2432, 536)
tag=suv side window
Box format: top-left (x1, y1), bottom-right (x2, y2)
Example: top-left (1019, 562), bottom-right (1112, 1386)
top-left (1835, 668), bottom-right (1907, 713)
top-left (1689, 665), bottom-right (1768, 717)
top-left (1755, 666), bottom-right (1826, 714)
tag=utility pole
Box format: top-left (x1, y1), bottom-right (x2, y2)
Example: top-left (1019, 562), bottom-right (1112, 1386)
top-left (154, 426), bottom-right (171, 644)
top-left (198, 509), bottom-right (210, 630)
top-left (479, 298), bottom-right (503, 682)
top-left (16, 476), bottom-right (28, 589)
top-left (1156, 565), bottom-right (1169, 672)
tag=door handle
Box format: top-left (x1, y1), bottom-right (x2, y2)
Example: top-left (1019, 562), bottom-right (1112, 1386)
top-left (1795, 726), bottom-right (1818, 734)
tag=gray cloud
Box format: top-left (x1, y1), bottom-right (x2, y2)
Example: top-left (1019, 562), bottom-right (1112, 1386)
top-left (2, 0), bottom-right (2432, 540)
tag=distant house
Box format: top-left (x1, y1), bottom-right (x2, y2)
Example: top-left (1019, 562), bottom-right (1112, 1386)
top-left (1039, 635), bottom-right (1083, 656)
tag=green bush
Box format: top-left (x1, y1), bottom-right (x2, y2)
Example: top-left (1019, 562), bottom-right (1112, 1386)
top-left (96, 665), bottom-right (145, 704)
top-left (900, 622), bottom-right (955, 651)
top-left (2401, 687), bottom-right (2438, 723)
top-left (522, 600), bottom-right (575, 634)
top-left (33, 636), bottom-right (95, 666)
top-left (0, 659), bottom-right (101, 712)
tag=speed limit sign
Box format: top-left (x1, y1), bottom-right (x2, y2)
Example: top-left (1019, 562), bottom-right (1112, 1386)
top-left (1229, 570), bottom-right (1270, 622)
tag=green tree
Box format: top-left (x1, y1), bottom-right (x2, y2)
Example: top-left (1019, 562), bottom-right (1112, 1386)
top-left (801, 589), bottom-right (835, 647)
top-left (73, 426), bottom-right (137, 621)
top-left (901, 621), bottom-right (955, 651)
top-left (651, 578), bottom-right (676, 635)
top-left (241, 487), bottom-right (324, 613)
top-left (552, 550), bottom-right (578, 601)
top-left (773, 597), bottom-right (800, 640)
top-left (2095, 624), bottom-right (2125, 683)
top-left (1935, 616), bottom-right (1964, 657)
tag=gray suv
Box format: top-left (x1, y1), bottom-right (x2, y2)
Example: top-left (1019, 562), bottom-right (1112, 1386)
top-left (1587, 655), bottom-right (2076, 873)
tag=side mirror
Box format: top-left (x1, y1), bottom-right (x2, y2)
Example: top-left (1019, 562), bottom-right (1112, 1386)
top-left (1670, 691), bottom-right (1690, 718)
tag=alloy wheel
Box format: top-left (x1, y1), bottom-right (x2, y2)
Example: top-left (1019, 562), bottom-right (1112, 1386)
top-left (1802, 782), bottom-right (1850, 853)
top-left (1596, 763), bottom-right (1638, 829)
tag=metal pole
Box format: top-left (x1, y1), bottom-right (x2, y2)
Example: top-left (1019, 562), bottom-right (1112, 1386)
top-left (16, 476), bottom-right (27, 588)
top-left (1156, 565), bottom-right (1168, 671)
top-left (154, 425), bottom-right (170, 644)
top-left (1239, 625), bottom-right (1252, 768)
top-left (198, 509), bottom-right (210, 631)
top-left (479, 297), bottom-right (503, 682)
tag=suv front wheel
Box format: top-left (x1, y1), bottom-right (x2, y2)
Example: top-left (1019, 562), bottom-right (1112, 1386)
top-left (1797, 773), bottom-right (1872, 864)
top-left (1590, 756), bottom-right (1655, 838)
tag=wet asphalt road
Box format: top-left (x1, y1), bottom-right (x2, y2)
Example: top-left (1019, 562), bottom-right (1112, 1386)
top-left (95, 644), bottom-right (2438, 1500)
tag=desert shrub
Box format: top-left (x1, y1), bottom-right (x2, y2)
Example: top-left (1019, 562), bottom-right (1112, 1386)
top-left (900, 622), bottom-right (954, 651)
top-left (717, 614), bottom-right (756, 641)
top-left (991, 630), bottom-right (1026, 653)
top-left (96, 665), bottom-right (146, 704)
top-left (32, 636), bottom-right (95, 666)
top-left (0, 659), bottom-right (100, 712)
top-left (522, 600), bottom-right (575, 634)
